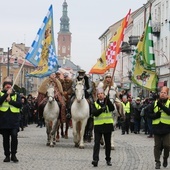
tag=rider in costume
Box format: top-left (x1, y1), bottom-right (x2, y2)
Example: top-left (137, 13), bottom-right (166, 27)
top-left (37, 73), bottom-right (66, 123)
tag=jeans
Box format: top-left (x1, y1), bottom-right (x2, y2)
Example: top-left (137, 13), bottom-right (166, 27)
top-left (1, 129), bottom-right (18, 156)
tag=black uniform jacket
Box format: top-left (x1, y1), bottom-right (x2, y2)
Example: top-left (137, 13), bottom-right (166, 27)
top-left (92, 97), bottom-right (115, 133)
top-left (0, 90), bottom-right (22, 129)
top-left (147, 99), bottom-right (170, 135)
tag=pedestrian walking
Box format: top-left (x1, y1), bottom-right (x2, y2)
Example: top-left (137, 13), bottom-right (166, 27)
top-left (0, 77), bottom-right (22, 163)
top-left (121, 95), bottom-right (133, 134)
top-left (132, 97), bottom-right (143, 134)
top-left (91, 88), bottom-right (115, 167)
top-left (148, 86), bottom-right (170, 169)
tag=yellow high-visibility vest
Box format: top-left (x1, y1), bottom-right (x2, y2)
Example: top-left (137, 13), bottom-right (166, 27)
top-left (152, 100), bottom-right (170, 125)
top-left (0, 92), bottom-right (20, 113)
top-left (122, 102), bottom-right (130, 114)
top-left (93, 102), bottom-right (114, 125)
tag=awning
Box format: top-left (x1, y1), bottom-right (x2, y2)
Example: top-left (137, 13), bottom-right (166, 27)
top-left (157, 82), bottom-right (164, 87)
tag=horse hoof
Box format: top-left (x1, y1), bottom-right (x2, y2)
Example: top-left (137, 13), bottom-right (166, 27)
top-left (64, 135), bottom-right (68, 139)
top-left (111, 146), bottom-right (115, 150)
top-left (74, 143), bottom-right (79, 148)
top-left (79, 146), bottom-right (84, 149)
top-left (56, 138), bottom-right (60, 142)
top-left (46, 143), bottom-right (50, 146)
top-left (50, 145), bottom-right (54, 147)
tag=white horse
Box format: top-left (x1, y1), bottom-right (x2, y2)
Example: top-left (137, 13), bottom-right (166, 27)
top-left (43, 85), bottom-right (60, 147)
top-left (108, 86), bottom-right (125, 150)
top-left (71, 80), bottom-right (89, 149)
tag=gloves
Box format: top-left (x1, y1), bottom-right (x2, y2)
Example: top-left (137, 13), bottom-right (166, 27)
top-left (155, 111), bottom-right (161, 119)
top-left (101, 106), bottom-right (107, 112)
top-left (157, 100), bottom-right (163, 108)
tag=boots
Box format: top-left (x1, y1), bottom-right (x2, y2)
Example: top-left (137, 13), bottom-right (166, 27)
top-left (92, 160), bottom-right (98, 167)
top-left (11, 155), bottom-right (19, 163)
top-left (155, 161), bottom-right (161, 169)
top-left (3, 156), bottom-right (10, 162)
top-left (106, 161), bottom-right (112, 166)
top-left (163, 157), bottom-right (168, 167)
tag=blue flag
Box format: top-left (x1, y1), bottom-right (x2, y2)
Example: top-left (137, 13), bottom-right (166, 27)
top-left (25, 5), bottom-right (60, 78)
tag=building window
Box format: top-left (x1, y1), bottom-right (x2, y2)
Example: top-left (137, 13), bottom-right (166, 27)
top-left (62, 46), bottom-right (66, 53)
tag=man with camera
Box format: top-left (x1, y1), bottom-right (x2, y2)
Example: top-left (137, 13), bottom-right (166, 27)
top-left (148, 86), bottom-right (170, 169)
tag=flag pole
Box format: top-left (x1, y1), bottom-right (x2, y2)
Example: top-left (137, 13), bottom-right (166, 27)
top-left (12, 59), bottom-right (26, 89)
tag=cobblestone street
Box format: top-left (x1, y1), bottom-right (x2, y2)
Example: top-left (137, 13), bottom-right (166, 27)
top-left (0, 125), bottom-right (169, 170)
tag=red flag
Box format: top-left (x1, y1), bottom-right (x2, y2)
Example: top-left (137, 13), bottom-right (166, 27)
top-left (89, 9), bottom-right (131, 74)
top-left (106, 9), bottom-right (131, 69)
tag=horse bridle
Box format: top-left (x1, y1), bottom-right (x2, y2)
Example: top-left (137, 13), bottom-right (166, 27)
top-left (48, 95), bottom-right (55, 101)
top-left (75, 83), bottom-right (85, 101)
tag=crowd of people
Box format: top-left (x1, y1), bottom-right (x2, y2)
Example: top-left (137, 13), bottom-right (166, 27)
top-left (0, 70), bottom-right (169, 169)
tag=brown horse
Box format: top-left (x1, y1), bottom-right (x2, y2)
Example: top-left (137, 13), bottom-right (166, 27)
top-left (56, 92), bottom-right (70, 141)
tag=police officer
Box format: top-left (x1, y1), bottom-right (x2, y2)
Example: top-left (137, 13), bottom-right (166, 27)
top-left (91, 88), bottom-right (115, 167)
top-left (0, 77), bottom-right (22, 163)
top-left (148, 86), bottom-right (170, 169)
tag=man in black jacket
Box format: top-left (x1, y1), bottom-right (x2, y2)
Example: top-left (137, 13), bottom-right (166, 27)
top-left (148, 86), bottom-right (170, 169)
top-left (0, 77), bottom-right (22, 163)
top-left (91, 88), bottom-right (115, 167)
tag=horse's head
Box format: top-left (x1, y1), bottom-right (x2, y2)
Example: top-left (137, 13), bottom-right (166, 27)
top-left (46, 84), bottom-right (55, 103)
top-left (75, 80), bottom-right (84, 103)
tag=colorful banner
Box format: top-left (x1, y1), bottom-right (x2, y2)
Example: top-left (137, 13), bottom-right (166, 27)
top-left (136, 14), bottom-right (156, 70)
top-left (25, 5), bottom-right (59, 78)
top-left (89, 9), bottom-right (131, 74)
top-left (132, 56), bottom-right (158, 91)
top-left (132, 13), bottom-right (158, 91)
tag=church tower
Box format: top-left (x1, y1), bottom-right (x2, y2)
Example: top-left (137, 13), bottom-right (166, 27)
top-left (58, 0), bottom-right (71, 60)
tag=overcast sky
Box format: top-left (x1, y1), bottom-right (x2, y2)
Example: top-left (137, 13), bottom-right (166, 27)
top-left (0, 0), bottom-right (147, 72)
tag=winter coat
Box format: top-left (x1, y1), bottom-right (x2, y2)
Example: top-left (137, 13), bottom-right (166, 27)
top-left (148, 99), bottom-right (170, 135)
top-left (0, 90), bottom-right (22, 129)
top-left (92, 97), bottom-right (115, 133)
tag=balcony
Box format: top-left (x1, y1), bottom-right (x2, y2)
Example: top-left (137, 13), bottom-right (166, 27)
top-left (128, 36), bottom-right (140, 46)
top-left (152, 22), bottom-right (161, 36)
top-left (121, 42), bottom-right (131, 54)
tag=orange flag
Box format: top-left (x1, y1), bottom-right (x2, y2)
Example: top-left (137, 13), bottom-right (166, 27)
top-left (89, 9), bottom-right (131, 74)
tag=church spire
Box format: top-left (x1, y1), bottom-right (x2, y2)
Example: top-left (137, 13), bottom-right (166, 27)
top-left (59, 0), bottom-right (70, 32)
